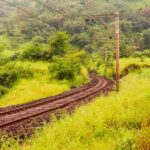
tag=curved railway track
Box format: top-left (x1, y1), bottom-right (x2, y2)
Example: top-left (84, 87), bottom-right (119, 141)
top-left (0, 74), bottom-right (113, 136)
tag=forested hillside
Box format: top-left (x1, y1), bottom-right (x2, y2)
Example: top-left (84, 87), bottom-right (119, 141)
top-left (1, 0), bottom-right (150, 56)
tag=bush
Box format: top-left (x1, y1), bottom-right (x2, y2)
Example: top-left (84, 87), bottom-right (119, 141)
top-left (0, 85), bottom-right (8, 97)
top-left (49, 57), bottom-right (80, 80)
top-left (49, 50), bottom-right (87, 80)
top-left (22, 44), bottom-right (51, 61)
top-left (0, 69), bottom-right (18, 88)
top-left (50, 32), bottom-right (70, 56)
top-left (0, 62), bottom-right (36, 97)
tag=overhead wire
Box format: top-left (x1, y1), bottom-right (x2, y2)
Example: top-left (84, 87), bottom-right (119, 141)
top-left (0, 0), bottom-right (36, 17)
top-left (0, 12), bottom-right (7, 17)
top-left (34, 0), bottom-right (61, 13)
top-left (34, 0), bottom-right (70, 20)
top-left (0, 0), bottom-right (117, 39)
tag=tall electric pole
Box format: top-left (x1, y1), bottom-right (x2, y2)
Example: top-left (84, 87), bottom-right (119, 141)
top-left (115, 12), bottom-right (120, 92)
top-left (104, 48), bottom-right (108, 77)
top-left (83, 12), bottom-right (120, 92)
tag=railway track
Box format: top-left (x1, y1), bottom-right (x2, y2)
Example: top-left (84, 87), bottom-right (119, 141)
top-left (0, 74), bottom-right (113, 136)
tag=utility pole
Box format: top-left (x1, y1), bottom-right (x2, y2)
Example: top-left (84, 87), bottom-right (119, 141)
top-left (104, 48), bottom-right (108, 77)
top-left (115, 12), bottom-right (120, 92)
top-left (83, 12), bottom-right (120, 92)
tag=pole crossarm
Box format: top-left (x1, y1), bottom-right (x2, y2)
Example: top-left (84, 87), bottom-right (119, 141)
top-left (82, 13), bottom-right (119, 19)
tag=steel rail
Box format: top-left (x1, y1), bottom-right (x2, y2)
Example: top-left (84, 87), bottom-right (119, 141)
top-left (0, 76), bottom-right (110, 130)
top-left (0, 75), bottom-right (98, 116)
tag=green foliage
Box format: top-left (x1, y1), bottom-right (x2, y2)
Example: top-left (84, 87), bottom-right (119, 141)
top-left (120, 57), bottom-right (150, 75)
top-left (0, 36), bottom-right (11, 52)
top-left (0, 69), bottom-right (18, 88)
top-left (0, 0), bottom-right (150, 60)
top-left (143, 49), bottom-right (150, 57)
top-left (0, 61), bottom-right (35, 97)
top-left (71, 33), bottom-right (89, 47)
top-left (0, 85), bottom-right (8, 97)
top-left (22, 43), bottom-right (51, 61)
top-left (132, 50), bottom-right (150, 62)
top-left (50, 32), bottom-right (70, 56)
top-left (49, 55), bottom-right (81, 80)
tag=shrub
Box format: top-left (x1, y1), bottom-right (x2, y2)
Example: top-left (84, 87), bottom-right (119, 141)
top-left (50, 32), bottom-right (70, 56)
top-left (49, 50), bottom-right (87, 80)
top-left (0, 69), bottom-right (18, 88)
top-left (0, 85), bottom-right (8, 97)
top-left (22, 44), bottom-right (51, 61)
top-left (49, 57), bottom-right (80, 80)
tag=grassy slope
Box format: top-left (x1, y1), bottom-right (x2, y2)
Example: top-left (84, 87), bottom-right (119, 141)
top-left (0, 60), bottom-right (88, 107)
top-left (0, 58), bottom-right (149, 107)
top-left (0, 61), bottom-right (70, 107)
top-left (120, 57), bottom-right (150, 73)
top-left (0, 79), bottom-right (69, 107)
top-left (2, 68), bottom-right (150, 150)
top-left (98, 57), bottom-right (150, 77)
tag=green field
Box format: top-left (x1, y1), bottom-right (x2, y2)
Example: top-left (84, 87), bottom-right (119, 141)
top-left (2, 68), bottom-right (150, 150)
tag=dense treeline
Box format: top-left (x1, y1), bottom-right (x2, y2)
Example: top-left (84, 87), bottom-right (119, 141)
top-left (0, 0), bottom-right (150, 54)
top-left (0, 0), bottom-right (150, 96)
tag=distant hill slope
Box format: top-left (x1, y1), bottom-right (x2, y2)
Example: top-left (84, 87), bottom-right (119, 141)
top-left (0, 0), bottom-right (150, 56)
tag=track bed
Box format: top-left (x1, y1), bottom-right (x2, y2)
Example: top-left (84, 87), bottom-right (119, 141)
top-left (0, 74), bottom-right (113, 137)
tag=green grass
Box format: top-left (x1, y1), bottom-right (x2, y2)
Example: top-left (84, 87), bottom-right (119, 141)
top-left (98, 57), bottom-right (150, 78)
top-left (2, 68), bottom-right (150, 150)
top-left (0, 78), bottom-right (69, 107)
top-left (0, 60), bottom-right (88, 107)
top-left (0, 61), bottom-right (69, 107)
top-left (1, 57), bottom-right (149, 107)
top-left (120, 57), bottom-right (150, 73)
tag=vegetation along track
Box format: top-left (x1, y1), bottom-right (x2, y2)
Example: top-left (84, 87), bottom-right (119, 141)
top-left (0, 74), bottom-right (113, 137)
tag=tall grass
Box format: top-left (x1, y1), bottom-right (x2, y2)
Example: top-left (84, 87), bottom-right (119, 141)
top-left (2, 69), bottom-right (150, 150)
top-left (119, 57), bottom-right (150, 73)
top-left (0, 60), bottom-right (88, 107)
top-left (0, 79), bottom-right (69, 107)
top-left (0, 61), bottom-right (69, 107)
top-left (98, 57), bottom-right (150, 78)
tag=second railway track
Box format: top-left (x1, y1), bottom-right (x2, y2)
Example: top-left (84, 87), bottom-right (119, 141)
top-left (0, 74), bottom-right (113, 136)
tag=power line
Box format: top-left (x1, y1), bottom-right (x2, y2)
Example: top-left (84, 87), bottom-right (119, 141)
top-left (35, 0), bottom-right (61, 14)
top-left (35, 0), bottom-right (72, 19)
top-left (0, 0), bottom-right (36, 17)
top-left (0, 12), bottom-right (7, 17)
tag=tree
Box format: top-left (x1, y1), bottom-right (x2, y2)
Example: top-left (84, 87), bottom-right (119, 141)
top-left (50, 31), bottom-right (70, 56)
